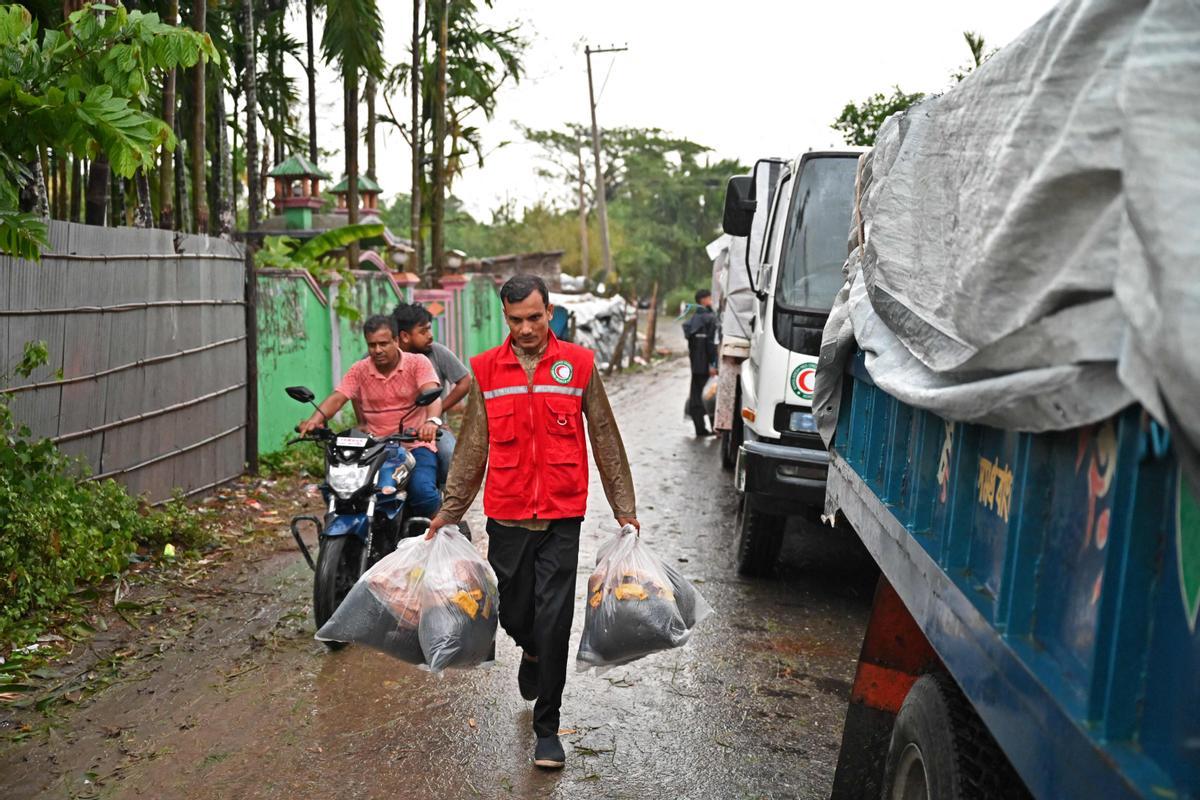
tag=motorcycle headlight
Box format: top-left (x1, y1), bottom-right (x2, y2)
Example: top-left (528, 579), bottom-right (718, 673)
top-left (327, 463), bottom-right (371, 499)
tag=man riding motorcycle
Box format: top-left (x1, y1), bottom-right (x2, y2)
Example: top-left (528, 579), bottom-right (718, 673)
top-left (298, 314), bottom-right (443, 519)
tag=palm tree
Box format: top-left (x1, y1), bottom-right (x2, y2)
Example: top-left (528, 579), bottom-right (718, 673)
top-left (305, 0), bottom-right (319, 163)
top-left (320, 0), bottom-right (385, 268)
top-left (192, 0), bottom-right (209, 233)
top-left (159, 0), bottom-right (179, 230)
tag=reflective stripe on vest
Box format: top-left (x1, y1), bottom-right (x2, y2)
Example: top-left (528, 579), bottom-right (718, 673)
top-left (483, 384), bottom-right (584, 400)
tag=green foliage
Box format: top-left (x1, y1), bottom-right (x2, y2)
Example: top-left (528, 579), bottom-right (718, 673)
top-left (464, 125), bottom-right (739, 296)
top-left (293, 223), bottom-right (386, 263)
top-left (136, 490), bottom-right (214, 552)
top-left (832, 86), bottom-right (926, 147)
top-left (254, 224), bottom-right (386, 322)
top-left (833, 31), bottom-right (996, 146)
top-left (9, 339), bottom-right (49, 380)
top-left (259, 440), bottom-right (324, 479)
top-left (381, 0), bottom-right (527, 222)
top-left (0, 2), bottom-right (215, 255)
top-left (0, 210), bottom-right (48, 262)
top-left (0, 395), bottom-right (211, 646)
top-left (320, 0), bottom-right (385, 79)
top-left (951, 31), bottom-right (997, 83)
top-left (0, 340), bottom-right (212, 645)
top-left (664, 280), bottom-right (713, 317)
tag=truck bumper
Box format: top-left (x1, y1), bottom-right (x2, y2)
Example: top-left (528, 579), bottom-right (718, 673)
top-left (735, 439), bottom-right (828, 514)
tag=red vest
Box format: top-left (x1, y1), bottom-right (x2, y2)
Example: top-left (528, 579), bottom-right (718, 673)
top-left (471, 334), bottom-right (594, 520)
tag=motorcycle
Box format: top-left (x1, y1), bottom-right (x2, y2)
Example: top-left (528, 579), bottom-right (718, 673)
top-left (284, 384), bottom-right (448, 641)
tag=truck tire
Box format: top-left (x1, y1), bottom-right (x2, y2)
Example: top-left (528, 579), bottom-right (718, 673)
top-left (882, 674), bottom-right (1031, 800)
top-left (736, 494), bottom-right (785, 576)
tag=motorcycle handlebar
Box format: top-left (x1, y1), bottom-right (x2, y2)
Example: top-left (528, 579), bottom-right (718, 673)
top-left (286, 427), bottom-right (442, 447)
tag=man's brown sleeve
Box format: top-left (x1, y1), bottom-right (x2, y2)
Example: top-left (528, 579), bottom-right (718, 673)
top-left (438, 380), bottom-right (488, 522)
top-left (582, 365), bottom-right (637, 518)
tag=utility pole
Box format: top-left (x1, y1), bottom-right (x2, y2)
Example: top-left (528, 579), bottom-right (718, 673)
top-left (409, 0), bottom-right (423, 275)
top-left (431, 0), bottom-right (449, 280)
top-left (585, 44), bottom-right (625, 287)
top-left (577, 145), bottom-right (589, 283)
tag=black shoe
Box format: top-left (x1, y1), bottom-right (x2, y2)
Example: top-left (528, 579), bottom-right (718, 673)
top-left (518, 653), bottom-right (539, 701)
top-left (533, 735), bottom-right (565, 769)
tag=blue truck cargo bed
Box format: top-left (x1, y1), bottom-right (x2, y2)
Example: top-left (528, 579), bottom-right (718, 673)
top-left (826, 355), bottom-right (1199, 799)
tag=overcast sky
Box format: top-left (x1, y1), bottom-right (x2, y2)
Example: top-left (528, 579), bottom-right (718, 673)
top-left (289, 0), bottom-right (1057, 219)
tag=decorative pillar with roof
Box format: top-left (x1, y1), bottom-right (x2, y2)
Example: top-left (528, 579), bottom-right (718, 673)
top-left (330, 175), bottom-right (383, 217)
top-left (268, 155), bottom-right (331, 231)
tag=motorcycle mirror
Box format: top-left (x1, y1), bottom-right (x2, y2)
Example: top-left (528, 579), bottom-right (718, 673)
top-left (286, 385), bottom-right (327, 423)
top-left (414, 386), bottom-right (442, 407)
top-left (286, 386), bottom-right (315, 404)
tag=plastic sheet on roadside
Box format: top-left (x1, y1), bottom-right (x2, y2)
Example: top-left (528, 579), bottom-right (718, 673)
top-left (314, 525), bottom-right (498, 674)
top-left (577, 525), bottom-right (712, 671)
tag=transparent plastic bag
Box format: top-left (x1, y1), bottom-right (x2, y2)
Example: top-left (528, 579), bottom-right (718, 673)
top-left (577, 525), bottom-right (713, 670)
top-left (315, 525), bottom-right (498, 673)
top-left (702, 375), bottom-right (718, 418)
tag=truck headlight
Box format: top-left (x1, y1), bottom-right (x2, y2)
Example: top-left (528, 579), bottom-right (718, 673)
top-left (788, 411), bottom-right (818, 433)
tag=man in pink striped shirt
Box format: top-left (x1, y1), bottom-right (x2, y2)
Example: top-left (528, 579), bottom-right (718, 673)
top-left (297, 315), bottom-right (443, 517)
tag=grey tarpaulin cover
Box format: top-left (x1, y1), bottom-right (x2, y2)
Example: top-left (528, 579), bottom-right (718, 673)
top-left (815, 0), bottom-right (1200, 489)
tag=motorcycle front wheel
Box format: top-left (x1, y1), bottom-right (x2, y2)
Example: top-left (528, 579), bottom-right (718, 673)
top-left (313, 535), bottom-right (363, 649)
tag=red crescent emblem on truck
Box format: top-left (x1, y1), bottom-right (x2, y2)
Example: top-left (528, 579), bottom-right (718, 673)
top-left (791, 362), bottom-right (817, 400)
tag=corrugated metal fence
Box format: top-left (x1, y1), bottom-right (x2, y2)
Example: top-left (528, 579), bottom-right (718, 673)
top-left (0, 222), bottom-right (246, 504)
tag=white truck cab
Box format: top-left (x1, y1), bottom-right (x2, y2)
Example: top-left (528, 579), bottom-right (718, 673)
top-left (720, 150), bottom-right (861, 574)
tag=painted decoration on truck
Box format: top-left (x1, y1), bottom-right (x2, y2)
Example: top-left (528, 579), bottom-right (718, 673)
top-left (937, 421), bottom-right (955, 503)
top-left (977, 456), bottom-right (1014, 523)
top-left (1179, 468), bottom-right (1200, 634)
top-left (790, 362), bottom-right (817, 401)
top-left (1080, 422), bottom-right (1116, 552)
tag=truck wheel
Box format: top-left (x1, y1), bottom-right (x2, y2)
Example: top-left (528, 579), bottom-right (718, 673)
top-left (736, 494), bottom-right (785, 576)
top-left (313, 535), bottom-right (363, 649)
top-left (882, 674), bottom-right (1030, 800)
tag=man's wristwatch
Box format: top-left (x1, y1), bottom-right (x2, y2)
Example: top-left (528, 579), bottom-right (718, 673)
top-left (426, 416), bottom-right (444, 427)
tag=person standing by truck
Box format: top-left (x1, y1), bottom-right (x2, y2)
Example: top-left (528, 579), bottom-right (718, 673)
top-left (683, 289), bottom-right (718, 436)
top-left (426, 274), bottom-right (639, 770)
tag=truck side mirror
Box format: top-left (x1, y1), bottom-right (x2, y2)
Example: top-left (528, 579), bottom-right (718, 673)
top-left (722, 175), bottom-right (756, 237)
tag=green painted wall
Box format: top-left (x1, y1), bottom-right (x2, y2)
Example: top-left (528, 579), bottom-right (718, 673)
top-left (256, 271), bottom-right (511, 455)
top-left (257, 272), bottom-right (413, 455)
top-left (463, 277), bottom-right (506, 359)
top-left (335, 275), bottom-right (407, 375)
top-left (256, 273), bottom-right (333, 454)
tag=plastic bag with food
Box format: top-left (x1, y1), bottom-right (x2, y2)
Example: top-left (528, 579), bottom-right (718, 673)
top-left (577, 525), bottom-right (713, 669)
top-left (702, 375), bottom-right (718, 418)
top-left (315, 525), bottom-right (498, 673)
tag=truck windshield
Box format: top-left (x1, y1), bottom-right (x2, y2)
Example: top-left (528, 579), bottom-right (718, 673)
top-left (774, 156), bottom-right (858, 312)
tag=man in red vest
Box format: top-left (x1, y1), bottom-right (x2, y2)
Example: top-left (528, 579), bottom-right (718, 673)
top-left (428, 274), bottom-right (638, 769)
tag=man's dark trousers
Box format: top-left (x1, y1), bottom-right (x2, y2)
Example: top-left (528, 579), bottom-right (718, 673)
top-left (687, 373), bottom-right (710, 435)
top-left (486, 518), bottom-right (582, 738)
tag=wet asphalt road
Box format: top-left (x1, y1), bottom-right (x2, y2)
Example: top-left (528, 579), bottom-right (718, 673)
top-left (1, 343), bottom-right (876, 800)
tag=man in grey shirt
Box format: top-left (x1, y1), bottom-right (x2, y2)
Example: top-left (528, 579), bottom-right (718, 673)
top-left (393, 303), bottom-right (472, 482)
